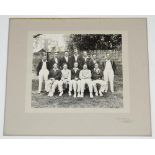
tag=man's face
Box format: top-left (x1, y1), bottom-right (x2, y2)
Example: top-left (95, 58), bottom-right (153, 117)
top-left (83, 64), bottom-right (87, 70)
top-left (95, 63), bottom-right (99, 69)
top-left (74, 62), bottom-right (78, 68)
top-left (74, 49), bottom-right (78, 55)
top-left (106, 54), bottom-right (110, 60)
top-left (53, 63), bottom-right (57, 69)
top-left (64, 52), bottom-right (69, 57)
top-left (54, 52), bottom-right (58, 58)
top-left (83, 51), bottom-right (87, 57)
top-left (92, 54), bottom-right (96, 59)
top-left (42, 55), bottom-right (47, 61)
top-left (49, 54), bottom-right (53, 59)
top-left (63, 64), bottom-right (68, 69)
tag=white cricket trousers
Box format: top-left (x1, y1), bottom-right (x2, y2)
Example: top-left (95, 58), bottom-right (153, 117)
top-left (104, 69), bottom-right (114, 92)
top-left (69, 80), bottom-right (81, 93)
top-left (80, 79), bottom-right (93, 93)
top-left (47, 80), bottom-right (62, 94)
top-left (38, 69), bottom-right (49, 92)
top-left (59, 79), bottom-right (70, 92)
top-left (92, 80), bottom-right (107, 93)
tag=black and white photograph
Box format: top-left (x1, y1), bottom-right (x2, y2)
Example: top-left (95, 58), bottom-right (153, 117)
top-left (31, 33), bottom-right (122, 108)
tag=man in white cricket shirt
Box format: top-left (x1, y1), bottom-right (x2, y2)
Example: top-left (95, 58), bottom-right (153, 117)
top-left (59, 63), bottom-right (71, 96)
top-left (79, 64), bottom-right (93, 98)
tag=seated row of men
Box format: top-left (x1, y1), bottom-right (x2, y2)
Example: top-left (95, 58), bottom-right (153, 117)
top-left (36, 50), bottom-right (116, 98)
top-left (46, 62), bottom-right (107, 98)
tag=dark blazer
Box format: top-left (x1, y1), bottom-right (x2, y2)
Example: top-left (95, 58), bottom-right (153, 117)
top-left (48, 69), bottom-right (62, 80)
top-left (49, 57), bottom-right (61, 69)
top-left (36, 60), bottom-right (51, 76)
top-left (102, 60), bottom-right (117, 73)
top-left (91, 69), bottom-right (103, 80)
top-left (80, 57), bottom-right (91, 70)
top-left (89, 59), bottom-right (100, 71)
top-left (71, 68), bottom-right (80, 80)
top-left (60, 56), bottom-right (72, 69)
top-left (70, 55), bottom-right (83, 69)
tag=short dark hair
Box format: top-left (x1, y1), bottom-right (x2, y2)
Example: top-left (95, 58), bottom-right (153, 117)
top-left (63, 63), bottom-right (68, 67)
top-left (83, 63), bottom-right (87, 67)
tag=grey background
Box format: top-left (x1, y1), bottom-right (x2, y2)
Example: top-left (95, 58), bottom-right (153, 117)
top-left (0, 16), bottom-right (154, 138)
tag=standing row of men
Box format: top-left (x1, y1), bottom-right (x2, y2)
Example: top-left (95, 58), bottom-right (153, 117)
top-left (47, 49), bottom-right (102, 70)
top-left (36, 49), bottom-right (116, 98)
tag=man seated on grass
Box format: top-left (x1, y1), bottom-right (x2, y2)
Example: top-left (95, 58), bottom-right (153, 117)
top-left (47, 63), bottom-right (62, 97)
top-left (59, 63), bottom-right (71, 96)
top-left (92, 63), bottom-right (107, 97)
top-left (69, 62), bottom-right (81, 98)
top-left (79, 64), bottom-right (93, 98)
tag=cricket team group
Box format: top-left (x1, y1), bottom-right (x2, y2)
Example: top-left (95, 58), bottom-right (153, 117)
top-left (36, 49), bottom-right (116, 98)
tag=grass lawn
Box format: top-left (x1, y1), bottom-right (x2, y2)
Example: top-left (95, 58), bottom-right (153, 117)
top-left (31, 74), bottom-right (123, 108)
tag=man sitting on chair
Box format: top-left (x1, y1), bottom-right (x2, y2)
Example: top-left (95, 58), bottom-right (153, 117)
top-left (59, 63), bottom-right (71, 96)
top-left (47, 63), bottom-right (62, 97)
top-left (79, 64), bottom-right (93, 98)
top-left (69, 62), bottom-right (81, 98)
top-left (92, 63), bottom-right (107, 96)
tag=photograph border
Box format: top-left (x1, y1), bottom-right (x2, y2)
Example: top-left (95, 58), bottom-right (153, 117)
top-left (25, 31), bottom-right (129, 113)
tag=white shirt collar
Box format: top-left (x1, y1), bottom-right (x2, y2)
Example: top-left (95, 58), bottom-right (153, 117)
top-left (53, 68), bottom-right (58, 71)
top-left (84, 56), bottom-right (88, 59)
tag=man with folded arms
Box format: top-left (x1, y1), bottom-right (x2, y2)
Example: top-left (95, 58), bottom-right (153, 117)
top-left (69, 62), bottom-right (81, 98)
top-left (79, 64), bottom-right (93, 98)
top-left (92, 63), bottom-right (107, 96)
top-left (47, 63), bottom-right (62, 97)
top-left (59, 63), bottom-right (71, 96)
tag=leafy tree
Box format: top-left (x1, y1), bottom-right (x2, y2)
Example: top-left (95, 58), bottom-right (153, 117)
top-left (67, 34), bottom-right (122, 54)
